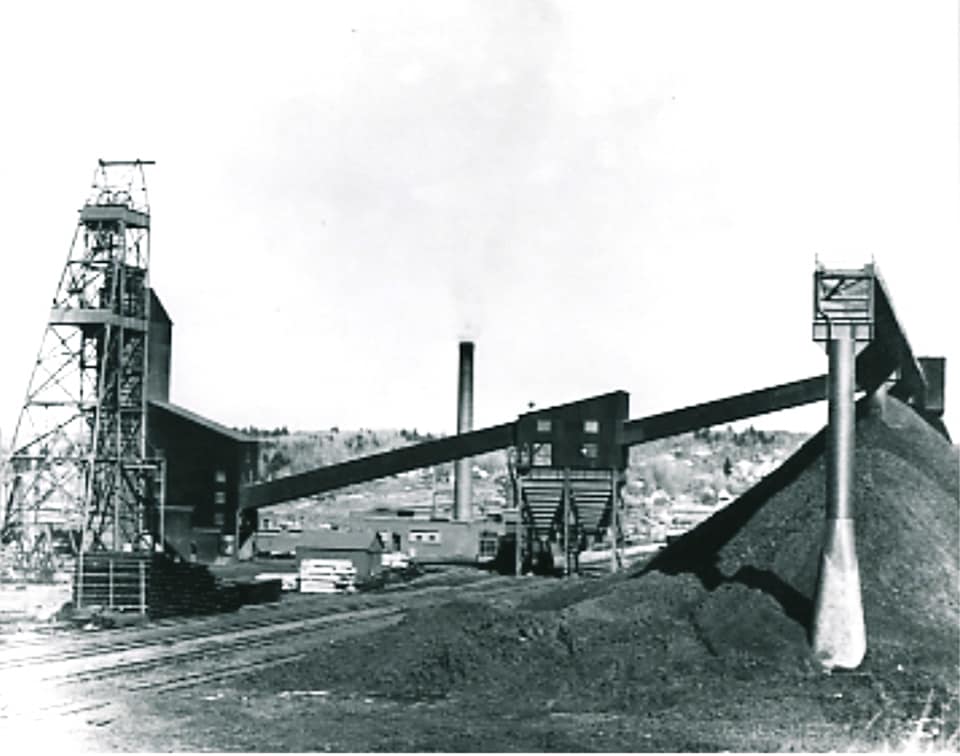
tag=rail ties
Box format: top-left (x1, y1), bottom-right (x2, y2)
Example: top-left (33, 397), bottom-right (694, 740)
top-left (0, 569), bottom-right (503, 670)
top-left (0, 568), bottom-right (552, 725)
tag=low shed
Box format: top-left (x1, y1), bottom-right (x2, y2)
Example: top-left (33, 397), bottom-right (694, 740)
top-left (349, 512), bottom-right (503, 563)
top-left (294, 531), bottom-right (384, 579)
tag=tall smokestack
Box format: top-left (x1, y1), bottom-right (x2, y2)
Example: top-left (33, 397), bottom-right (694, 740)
top-left (454, 340), bottom-right (474, 521)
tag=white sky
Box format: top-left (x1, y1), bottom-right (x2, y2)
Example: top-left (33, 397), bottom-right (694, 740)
top-left (0, 1), bottom-right (957, 440)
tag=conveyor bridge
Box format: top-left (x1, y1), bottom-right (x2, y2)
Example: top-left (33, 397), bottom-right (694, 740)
top-left (238, 264), bottom-right (945, 569)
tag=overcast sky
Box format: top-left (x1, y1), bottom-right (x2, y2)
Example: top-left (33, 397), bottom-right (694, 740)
top-left (0, 1), bottom-right (957, 441)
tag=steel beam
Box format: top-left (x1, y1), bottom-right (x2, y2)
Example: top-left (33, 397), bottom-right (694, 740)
top-left (98, 159), bottom-right (156, 167)
top-left (620, 324), bottom-right (920, 450)
top-left (239, 422), bottom-right (515, 511)
top-left (49, 307), bottom-right (149, 332)
top-left (620, 375), bottom-right (828, 447)
top-left (79, 204), bottom-right (150, 229)
top-left (870, 266), bottom-right (926, 405)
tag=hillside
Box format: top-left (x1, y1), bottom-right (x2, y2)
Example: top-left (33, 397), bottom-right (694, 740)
top-left (249, 427), bottom-right (509, 528)
top-left (249, 423), bottom-right (809, 534)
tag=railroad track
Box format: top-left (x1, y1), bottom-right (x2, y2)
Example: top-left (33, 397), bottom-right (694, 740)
top-left (1, 606), bottom-right (407, 722)
top-left (0, 571), bottom-right (541, 723)
top-left (36, 604), bottom-right (404, 685)
top-left (0, 570), bottom-right (512, 670)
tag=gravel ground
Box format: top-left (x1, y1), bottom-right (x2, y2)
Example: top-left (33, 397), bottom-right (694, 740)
top-left (222, 396), bottom-right (957, 752)
top-left (10, 396), bottom-right (957, 752)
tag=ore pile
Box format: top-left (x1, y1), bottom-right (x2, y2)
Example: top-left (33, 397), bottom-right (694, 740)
top-left (254, 396), bottom-right (958, 720)
top-left (644, 394), bottom-right (959, 663)
top-left (266, 599), bottom-right (575, 701)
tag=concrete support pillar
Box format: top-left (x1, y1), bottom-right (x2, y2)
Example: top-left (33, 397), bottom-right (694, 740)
top-left (510, 460), bottom-right (523, 577)
top-left (609, 470), bottom-right (618, 574)
top-left (812, 327), bottom-right (866, 669)
top-left (234, 508), bottom-right (241, 563)
top-left (514, 478), bottom-right (523, 578)
top-left (562, 467), bottom-right (571, 577)
top-left (453, 341), bottom-right (474, 522)
top-left (138, 559), bottom-right (147, 615)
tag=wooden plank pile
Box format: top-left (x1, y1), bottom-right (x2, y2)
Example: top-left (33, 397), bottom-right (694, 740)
top-left (299, 558), bottom-right (357, 594)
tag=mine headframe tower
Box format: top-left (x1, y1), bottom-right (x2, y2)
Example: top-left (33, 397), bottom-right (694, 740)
top-left (1, 160), bottom-right (163, 571)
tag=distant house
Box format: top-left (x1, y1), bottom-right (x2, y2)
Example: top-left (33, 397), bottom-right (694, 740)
top-left (290, 530), bottom-right (384, 579)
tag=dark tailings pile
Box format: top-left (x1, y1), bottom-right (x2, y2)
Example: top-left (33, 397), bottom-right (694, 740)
top-left (644, 394), bottom-right (959, 663)
top-left (249, 397), bottom-right (958, 749)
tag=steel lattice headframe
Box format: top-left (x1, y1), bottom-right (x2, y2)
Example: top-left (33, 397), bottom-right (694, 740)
top-left (1, 160), bottom-right (163, 573)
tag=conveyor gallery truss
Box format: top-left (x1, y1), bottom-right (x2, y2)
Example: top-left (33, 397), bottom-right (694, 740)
top-left (238, 265), bottom-right (946, 574)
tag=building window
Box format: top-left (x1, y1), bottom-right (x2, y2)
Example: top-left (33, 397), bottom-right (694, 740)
top-left (581, 443), bottom-right (599, 459)
top-left (536, 419), bottom-right (552, 433)
top-left (583, 419), bottom-right (599, 434)
top-left (532, 443), bottom-right (552, 467)
top-left (215, 469), bottom-right (227, 485)
top-left (409, 529), bottom-right (441, 544)
top-left (213, 512), bottom-right (225, 527)
top-left (478, 532), bottom-right (499, 558)
top-left (214, 491), bottom-right (227, 507)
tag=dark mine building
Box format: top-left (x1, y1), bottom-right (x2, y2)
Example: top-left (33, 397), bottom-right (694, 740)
top-left (145, 290), bottom-right (260, 563)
